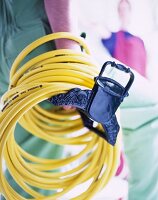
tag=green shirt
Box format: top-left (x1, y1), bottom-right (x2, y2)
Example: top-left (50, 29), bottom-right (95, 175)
top-left (121, 72), bottom-right (158, 200)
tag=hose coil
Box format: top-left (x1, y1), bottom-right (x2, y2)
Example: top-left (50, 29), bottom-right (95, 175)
top-left (0, 32), bottom-right (120, 200)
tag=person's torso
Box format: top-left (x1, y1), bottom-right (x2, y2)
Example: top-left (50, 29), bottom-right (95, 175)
top-left (0, 0), bottom-right (54, 95)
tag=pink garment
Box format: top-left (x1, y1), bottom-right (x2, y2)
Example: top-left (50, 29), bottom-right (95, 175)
top-left (115, 152), bottom-right (124, 176)
top-left (114, 31), bottom-right (147, 77)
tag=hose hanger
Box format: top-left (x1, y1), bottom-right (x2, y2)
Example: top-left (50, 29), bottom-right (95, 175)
top-left (50, 61), bottom-right (134, 145)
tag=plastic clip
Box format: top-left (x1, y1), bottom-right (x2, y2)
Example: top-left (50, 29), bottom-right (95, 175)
top-left (49, 61), bottom-right (134, 145)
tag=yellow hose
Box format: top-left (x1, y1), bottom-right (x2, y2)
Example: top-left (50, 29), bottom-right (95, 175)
top-left (0, 32), bottom-right (120, 200)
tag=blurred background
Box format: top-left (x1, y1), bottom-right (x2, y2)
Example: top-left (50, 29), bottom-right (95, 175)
top-left (1, 0), bottom-right (158, 199)
top-left (75, 0), bottom-right (158, 85)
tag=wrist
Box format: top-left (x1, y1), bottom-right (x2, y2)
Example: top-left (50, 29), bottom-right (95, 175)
top-left (55, 37), bottom-right (81, 51)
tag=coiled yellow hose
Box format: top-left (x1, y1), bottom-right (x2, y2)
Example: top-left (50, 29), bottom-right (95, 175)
top-left (0, 32), bottom-right (120, 200)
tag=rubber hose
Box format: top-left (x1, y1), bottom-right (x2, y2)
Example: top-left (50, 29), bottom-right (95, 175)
top-left (0, 32), bottom-right (120, 200)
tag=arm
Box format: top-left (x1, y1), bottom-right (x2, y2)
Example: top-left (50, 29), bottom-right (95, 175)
top-left (44, 0), bottom-right (79, 49)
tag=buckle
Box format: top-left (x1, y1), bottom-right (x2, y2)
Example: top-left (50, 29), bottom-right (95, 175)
top-left (49, 61), bottom-right (134, 145)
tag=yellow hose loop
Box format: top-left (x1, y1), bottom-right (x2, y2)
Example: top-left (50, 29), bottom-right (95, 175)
top-left (0, 32), bottom-right (120, 200)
